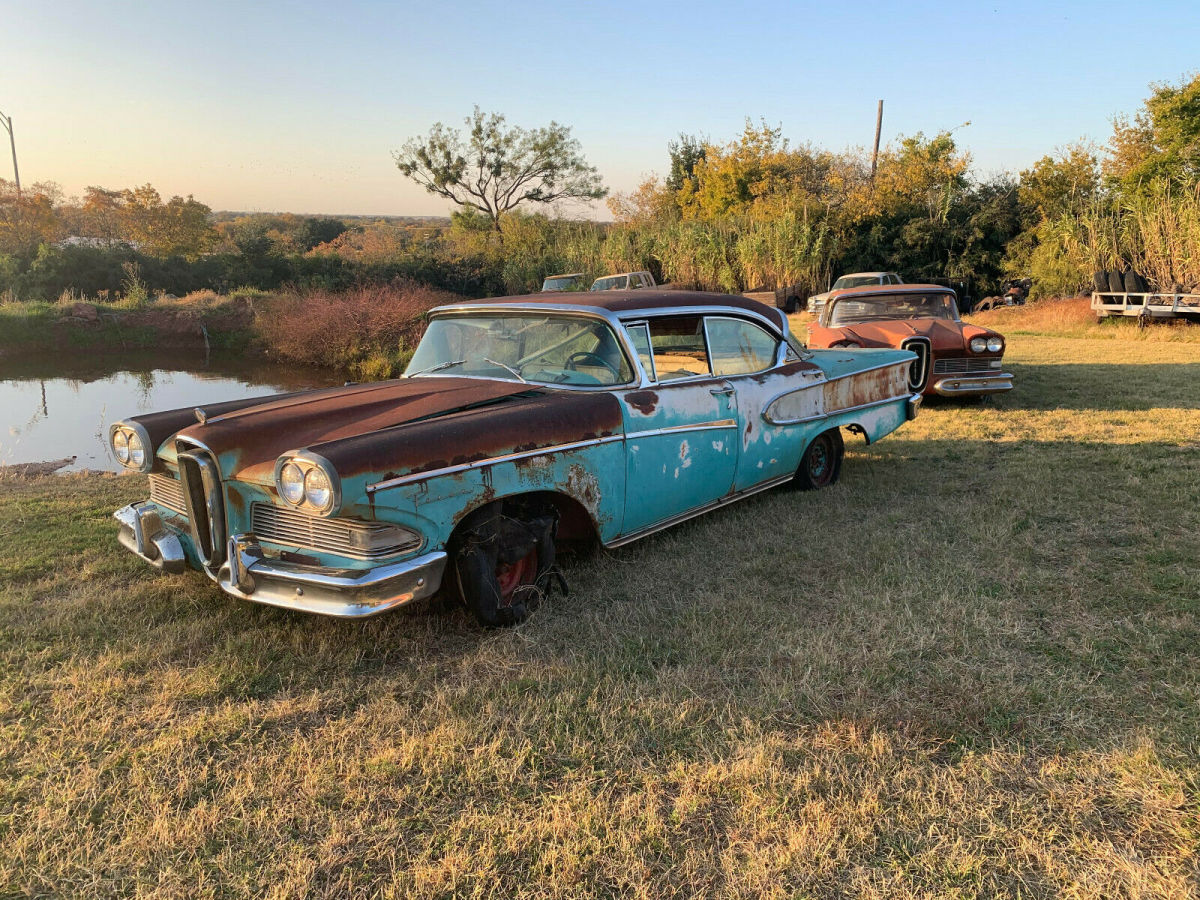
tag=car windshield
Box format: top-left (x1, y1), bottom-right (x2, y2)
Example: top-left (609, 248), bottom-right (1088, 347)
top-left (406, 314), bottom-right (635, 387)
top-left (590, 276), bottom-right (627, 291)
top-left (828, 293), bottom-right (959, 325)
top-left (542, 275), bottom-right (585, 291)
top-left (833, 275), bottom-right (882, 290)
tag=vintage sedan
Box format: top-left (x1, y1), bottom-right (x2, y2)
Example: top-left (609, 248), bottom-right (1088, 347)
top-left (111, 290), bottom-right (920, 626)
top-left (806, 284), bottom-right (1013, 397)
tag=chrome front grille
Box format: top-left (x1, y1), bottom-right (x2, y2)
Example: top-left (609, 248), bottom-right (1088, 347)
top-left (901, 337), bottom-right (931, 391)
top-left (177, 444), bottom-right (227, 570)
top-left (148, 473), bottom-right (187, 516)
top-left (933, 357), bottom-right (1001, 375)
top-left (251, 503), bottom-right (419, 560)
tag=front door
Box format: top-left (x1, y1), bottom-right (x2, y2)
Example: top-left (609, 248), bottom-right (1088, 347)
top-left (618, 316), bottom-right (739, 535)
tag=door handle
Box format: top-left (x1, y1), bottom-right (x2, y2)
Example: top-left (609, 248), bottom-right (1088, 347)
top-left (710, 386), bottom-right (734, 396)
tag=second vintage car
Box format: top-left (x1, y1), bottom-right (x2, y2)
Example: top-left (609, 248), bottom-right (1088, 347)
top-left (111, 290), bottom-right (920, 626)
top-left (807, 284), bottom-right (1013, 397)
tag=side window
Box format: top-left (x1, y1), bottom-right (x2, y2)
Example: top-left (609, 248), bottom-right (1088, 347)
top-left (647, 316), bottom-right (712, 381)
top-left (625, 322), bottom-right (656, 381)
top-left (705, 317), bottom-right (779, 376)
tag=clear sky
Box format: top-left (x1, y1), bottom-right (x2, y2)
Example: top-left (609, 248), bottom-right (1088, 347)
top-left (4, 0), bottom-right (1198, 217)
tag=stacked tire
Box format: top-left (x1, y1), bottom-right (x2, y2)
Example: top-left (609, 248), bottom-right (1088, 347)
top-left (1094, 269), bottom-right (1149, 293)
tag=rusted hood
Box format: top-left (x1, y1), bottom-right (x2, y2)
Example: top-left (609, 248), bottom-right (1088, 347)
top-left (174, 377), bottom-right (542, 480)
top-left (836, 318), bottom-right (971, 351)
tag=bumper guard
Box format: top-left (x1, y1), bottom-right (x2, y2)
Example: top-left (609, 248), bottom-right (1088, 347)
top-left (114, 502), bottom-right (186, 574)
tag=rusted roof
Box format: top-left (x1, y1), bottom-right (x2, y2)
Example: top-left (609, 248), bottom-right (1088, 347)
top-left (830, 283), bottom-right (954, 299)
top-left (439, 290), bottom-right (787, 329)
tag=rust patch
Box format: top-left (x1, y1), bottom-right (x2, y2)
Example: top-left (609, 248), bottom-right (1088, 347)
top-left (823, 363), bottom-right (908, 412)
top-left (225, 487), bottom-right (247, 518)
top-left (624, 390), bottom-right (659, 415)
top-left (562, 463), bottom-right (601, 511)
top-left (329, 390), bottom-right (624, 487)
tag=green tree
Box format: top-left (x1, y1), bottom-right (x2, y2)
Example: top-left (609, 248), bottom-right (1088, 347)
top-left (1018, 145), bottom-right (1099, 222)
top-left (394, 107), bottom-right (606, 239)
top-left (1105, 72), bottom-right (1200, 189)
top-left (294, 216), bottom-right (349, 251)
top-left (119, 184), bottom-right (216, 259)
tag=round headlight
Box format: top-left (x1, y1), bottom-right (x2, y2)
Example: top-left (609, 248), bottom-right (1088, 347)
top-left (970, 337), bottom-right (988, 353)
top-left (304, 467), bottom-right (332, 510)
top-left (112, 430), bottom-right (130, 464)
top-left (127, 431), bottom-right (145, 467)
top-left (987, 336), bottom-right (1003, 352)
top-left (279, 462), bottom-right (306, 505)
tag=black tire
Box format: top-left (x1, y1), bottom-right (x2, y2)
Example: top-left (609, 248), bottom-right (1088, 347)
top-left (1107, 270), bottom-right (1125, 293)
top-left (452, 500), bottom-right (559, 627)
top-left (793, 428), bottom-right (844, 491)
top-left (1124, 270), bottom-right (1148, 294)
top-left (1093, 271), bottom-right (1109, 293)
top-left (785, 295), bottom-right (800, 314)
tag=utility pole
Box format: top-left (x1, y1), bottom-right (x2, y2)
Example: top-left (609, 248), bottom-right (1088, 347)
top-left (0, 109), bottom-right (20, 198)
top-left (870, 100), bottom-right (884, 182)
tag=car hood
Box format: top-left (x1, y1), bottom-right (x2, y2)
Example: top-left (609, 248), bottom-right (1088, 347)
top-left (832, 318), bottom-right (989, 351)
top-left (168, 377), bottom-right (542, 481)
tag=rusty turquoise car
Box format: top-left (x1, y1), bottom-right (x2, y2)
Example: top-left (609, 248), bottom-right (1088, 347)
top-left (111, 290), bottom-right (920, 626)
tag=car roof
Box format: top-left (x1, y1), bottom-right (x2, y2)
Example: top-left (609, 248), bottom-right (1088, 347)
top-left (545, 272), bottom-right (585, 279)
top-left (830, 283), bottom-right (954, 299)
top-left (594, 271), bottom-right (650, 279)
top-left (431, 289), bottom-right (787, 330)
top-left (836, 272), bottom-right (896, 279)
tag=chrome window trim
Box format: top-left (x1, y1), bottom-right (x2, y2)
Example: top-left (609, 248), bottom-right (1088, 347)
top-left (622, 320), bottom-right (657, 383)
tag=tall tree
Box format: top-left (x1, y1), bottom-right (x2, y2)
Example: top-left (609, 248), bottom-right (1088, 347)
top-left (394, 107), bottom-right (606, 238)
top-left (1105, 72), bottom-right (1200, 189)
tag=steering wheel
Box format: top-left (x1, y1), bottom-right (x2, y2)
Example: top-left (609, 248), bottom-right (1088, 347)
top-left (564, 351), bottom-right (619, 379)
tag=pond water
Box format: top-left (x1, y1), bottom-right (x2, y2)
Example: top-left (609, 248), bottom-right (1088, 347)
top-left (0, 352), bottom-right (342, 473)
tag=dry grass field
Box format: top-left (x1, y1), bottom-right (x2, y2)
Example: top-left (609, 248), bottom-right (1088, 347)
top-left (2, 305), bottom-right (1198, 898)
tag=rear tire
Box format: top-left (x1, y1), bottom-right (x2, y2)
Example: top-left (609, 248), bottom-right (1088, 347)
top-left (794, 428), bottom-right (844, 491)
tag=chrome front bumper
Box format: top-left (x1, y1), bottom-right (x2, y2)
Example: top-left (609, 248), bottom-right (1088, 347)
top-left (115, 503), bottom-right (447, 618)
top-left (931, 373), bottom-right (1014, 396)
top-left (115, 501), bottom-right (187, 574)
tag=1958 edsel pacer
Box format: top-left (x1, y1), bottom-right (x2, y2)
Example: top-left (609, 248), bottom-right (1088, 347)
top-left (111, 290), bottom-right (920, 625)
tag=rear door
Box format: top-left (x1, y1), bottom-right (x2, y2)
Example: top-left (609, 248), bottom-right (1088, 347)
top-left (704, 315), bottom-right (819, 491)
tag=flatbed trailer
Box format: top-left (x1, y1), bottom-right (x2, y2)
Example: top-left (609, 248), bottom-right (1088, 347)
top-left (1092, 291), bottom-right (1200, 321)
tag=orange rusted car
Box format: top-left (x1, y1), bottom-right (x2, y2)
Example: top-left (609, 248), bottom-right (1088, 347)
top-left (807, 284), bottom-right (1013, 397)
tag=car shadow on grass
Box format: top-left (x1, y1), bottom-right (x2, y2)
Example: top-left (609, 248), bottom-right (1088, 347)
top-left (977, 361), bottom-right (1200, 411)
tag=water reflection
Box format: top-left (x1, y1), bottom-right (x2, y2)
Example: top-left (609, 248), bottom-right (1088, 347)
top-left (0, 351), bottom-right (342, 472)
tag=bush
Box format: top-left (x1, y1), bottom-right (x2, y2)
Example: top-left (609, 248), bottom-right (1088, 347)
top-left (254, 281), bottom-right (453, 378)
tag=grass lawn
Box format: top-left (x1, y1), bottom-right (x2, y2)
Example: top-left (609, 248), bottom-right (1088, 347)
top-left (2, 317), bottom-right (1198, 897)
